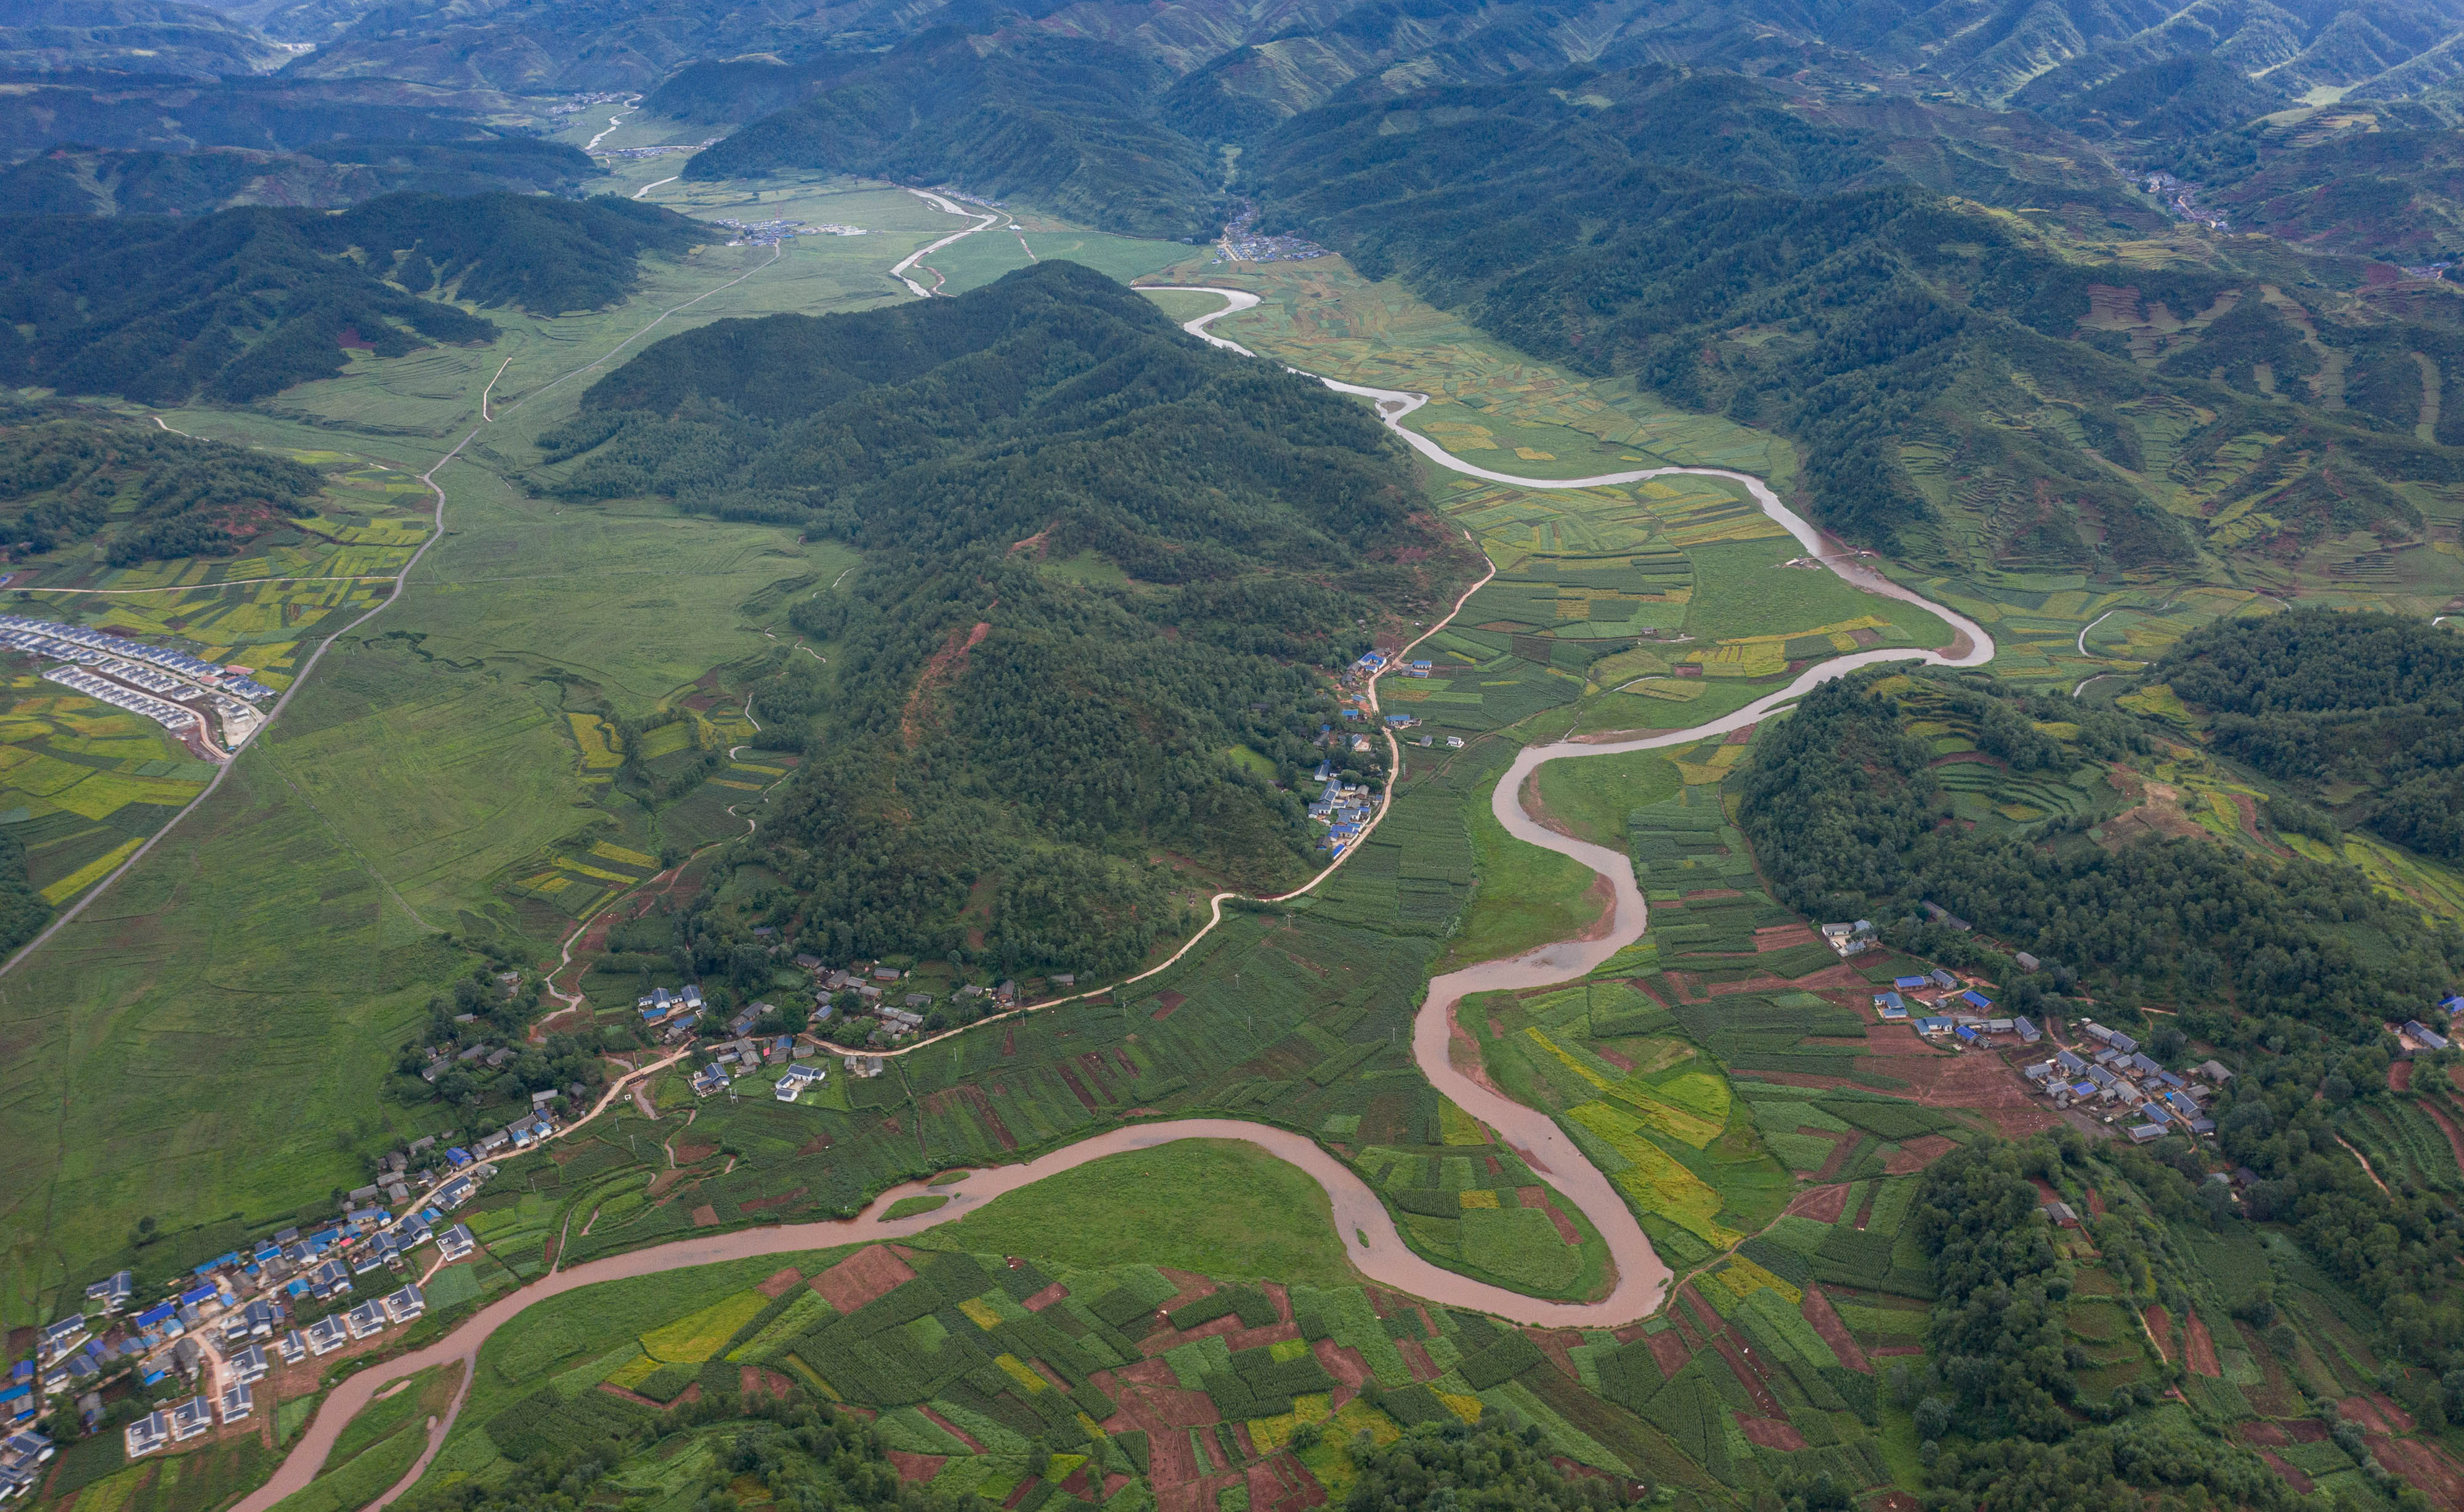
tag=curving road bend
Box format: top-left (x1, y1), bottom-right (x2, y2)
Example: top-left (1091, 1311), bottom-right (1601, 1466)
top-left (235, 264), bottom-right (2000, 1512)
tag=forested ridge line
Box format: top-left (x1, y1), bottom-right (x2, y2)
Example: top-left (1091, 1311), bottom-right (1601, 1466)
top-left (544, 261), bottom-right (1453, 987)
top-left (0, 193), bottom-right (702, 405)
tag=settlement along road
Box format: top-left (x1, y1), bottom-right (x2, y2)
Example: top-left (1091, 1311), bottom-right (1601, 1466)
top-left (236, 262), bottom-right (1995, 1512)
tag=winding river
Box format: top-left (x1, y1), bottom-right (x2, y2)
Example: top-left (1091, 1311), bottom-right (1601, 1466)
top-left (231, 267), bottom-right (1993, 1512)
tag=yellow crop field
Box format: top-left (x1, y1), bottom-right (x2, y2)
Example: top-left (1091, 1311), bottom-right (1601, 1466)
top-left (554, 857), bottom-right (639, 885)
top-left (590, 841), bottom-right (659, 870)
top-left (1568, 1099), bottom-right (1739, 1247)
top-left (994, 1354), bottom-right (1048, 1393)
top-left (1458, 1189), bottom-right (1500, 1209)
top-left (957, 1296), bottom-right (1004, 1329)
top-left (567, 713), bottom-right (625, 770)
top-left (639, 1290), bottom-right (769, 1363)
top-left (41, 837), bottom-right (142, 905)
top-left (1246, 1394), bottom-right (1334, 1453)
top-left (1706, 1255), bottom-right (1801, 1307)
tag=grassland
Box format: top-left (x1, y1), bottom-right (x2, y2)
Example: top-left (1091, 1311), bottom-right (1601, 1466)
top-left (0, 194), bottom-right (887, 1324)
top-left (1534, 751), bottom-right (1683, 851)
top-left (910, 1139), bottom-right (1360, 1285)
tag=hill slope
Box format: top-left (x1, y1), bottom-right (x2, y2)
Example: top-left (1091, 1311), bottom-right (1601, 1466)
top-left (0, 193), bottom-right (700, 404)
top-left (1250, 63), bottom-right (2464, 576)
top-left (543, 261), bottom-right (1430, 974)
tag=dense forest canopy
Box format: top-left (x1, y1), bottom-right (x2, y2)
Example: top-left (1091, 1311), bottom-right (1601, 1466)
top-left (2149, 610), bottom-right (2464, 860)
top-left (0, 410), bottom-right (326, 563)
top-left (679, 30), bottom-right (1223, 241)
top-left (1247, 65), bottom-right (2464, 574)
top-left (558, 264), bottom-right (1428, 979)
top-left (0, 193), bottom-right (700, 404)
top-left (1738, 670), bottom-right (2464, 1045)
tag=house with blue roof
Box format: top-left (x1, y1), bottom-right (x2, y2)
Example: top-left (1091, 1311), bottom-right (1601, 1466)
top-left (2072, 1081), bottom-right (2097, 1099)
top-left (1916, 1016), bottom-right (1953, 1035)
top-left (1894, 976), bottom-right (1929, 990)
top-left (2442, 994), bottom-right (2464, 1016)
top-left (1953, 1022), bottom-right (1978, 1043)
top-left (1873, 992), bottom-right (1904, 1011)
top-left (0, 1385), bottom-right (33, 1426)
top-left (1959, 989), bottom-right (1993, 1011)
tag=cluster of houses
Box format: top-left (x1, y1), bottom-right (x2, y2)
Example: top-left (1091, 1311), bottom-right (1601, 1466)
top-left (1870, 971), bottom-right (2042, 1046)
top-left (0, 1428), bottom-right (52, 1502)
top-left (1307, 763), bottom-right (1377, 857)
top-left (0, 617), bottom-right (276, 701)
top-left (638, 983), bottom-right (705, 1038)
top-left (10, 1158), bottom-right (492, 1463)
top-left (2023, 1023), bottom-right (2230, 1140)
top-left (40, 665), bottom-right (200, 735)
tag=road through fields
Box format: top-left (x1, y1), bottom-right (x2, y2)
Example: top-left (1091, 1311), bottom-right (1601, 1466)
top-left (234, 245), bottom-right (1995, 1512)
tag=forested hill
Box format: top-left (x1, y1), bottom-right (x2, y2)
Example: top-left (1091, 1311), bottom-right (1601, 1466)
top-left (0, 408), bottom-right (326, 564)
top-left (550, 262), bottom-right (1435, 981)
top-left (1249, 65), bottom-right (2464, 577)
top-left (2147, 609), bottom-right (2464, 861)
top-left (1739, 669), bottom-right (2464, 1046)
top-left (676, 31), bottom-right (1221, 241)
top-left (0, 193), bottom-right (700, 405)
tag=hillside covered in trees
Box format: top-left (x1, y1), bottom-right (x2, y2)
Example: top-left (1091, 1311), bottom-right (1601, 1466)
top-left (1247, 64), bottom-right (2464, 576)
top-left (2148, 609), bottom-right (2464, 861)
top-left (545, 262), bottom-right (1433, 978)
top-left (1738, 668), bottom-right (2464, 1045)
top-left (0, 410), bottom-right (327, 564)
top-left (0, 193), bottom-right (700, 405)
top-left (677, 31), bottom-right (1223, 241)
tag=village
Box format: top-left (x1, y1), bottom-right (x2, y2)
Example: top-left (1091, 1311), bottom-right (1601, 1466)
top-left (0, 614), bottom-right (273, 755)
top-left (2, 1142), bottom-right (495, 1495)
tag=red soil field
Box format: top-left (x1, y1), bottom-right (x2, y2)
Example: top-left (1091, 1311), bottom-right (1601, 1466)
top-left (811, 1245), bottom-right (916, 1312)
top-left (756, 1266), bottom-right (804, 1298)
top-left (2183, 1309), bottom-right (2220, 1378)
top-left (1801, 1285), bottom-right (1871, 1374)
top-left (1787, 1184), bottom-right (1849, 1223)
top-left (1733, 1413), bottom-right (1808, 1450)
top-left (1884, 1135), bottom-right (1958, 1174)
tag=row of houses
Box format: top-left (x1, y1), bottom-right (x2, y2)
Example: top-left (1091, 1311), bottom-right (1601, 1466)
top-left (0, 615), bottom-right (275, 700)
top-left (121, 1280), bottom-right (429, 1462)
top-left (40, 665), bottom-right (198, 734)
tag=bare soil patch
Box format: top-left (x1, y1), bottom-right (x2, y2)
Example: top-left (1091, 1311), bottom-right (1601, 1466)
top-left (811, 1245), bottom-right (917, 1312)
top-left (1644, 1330), bottom-right (1690, 1379)
top-left (1884, 1134), bottom-right (1958, 1174)
top-left (1021, 1282), bottom-right (1069, 1312)
top-left (756, 1266), bottom-right (804, 1298)
top-left (2184, 1309), bottom-right (2221, 1378)
top-left (689, 1204), bottom-right (719, 1227)
top-left (1788, 1184), bottom-right (1849, 1223)
top-left (1801, 1285), bottom-right (1870, 1374)
top-left (1733, 1413), bottom-right (1807, 1450)
top-left (2369, 1434), bottom-right (2464, 1511)
top-left (2256, 1449), bottom-right (2315, 1494)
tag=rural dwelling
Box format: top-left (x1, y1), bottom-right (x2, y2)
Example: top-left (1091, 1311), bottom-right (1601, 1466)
top-left (776, 1064), bottom-right (824, 1102)
top-left (437, 1224), bottom-right (476, 1264)
top-left (216, 1383), bottom-right (253, 1423)
top-left (169, 1397), bottom-right (211, 1442)
top-left (124, 1410), bottom-right (170, 1458)
top-left (2397, 1020), bottom-right (2450, 1056)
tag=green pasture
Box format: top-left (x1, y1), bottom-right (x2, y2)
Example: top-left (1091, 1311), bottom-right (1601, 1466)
top-left (1533, 750), bottom-right (1683, 851)
top-left (911, 1139), bottom-right (1359, 1285)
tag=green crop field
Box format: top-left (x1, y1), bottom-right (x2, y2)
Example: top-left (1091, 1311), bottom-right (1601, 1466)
top-left (910, 1139), bottom-right (1360, 1284)
top-left (0, 211), bottom-right (883, 1318)
top-left (1534, 750), bottom-right (1683, 851)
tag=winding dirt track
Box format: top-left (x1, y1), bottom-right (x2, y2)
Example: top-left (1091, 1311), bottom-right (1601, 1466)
top-left (231, 254), bottom-right (1995, 1512)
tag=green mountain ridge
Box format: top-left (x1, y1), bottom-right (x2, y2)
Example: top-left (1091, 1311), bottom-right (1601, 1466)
top-left (0, 192), bottom-right (700, 404)
top-left (540, 261), bottom-right (1432, 974)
